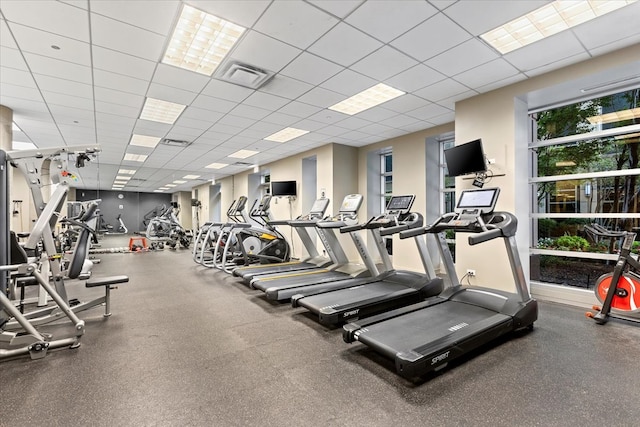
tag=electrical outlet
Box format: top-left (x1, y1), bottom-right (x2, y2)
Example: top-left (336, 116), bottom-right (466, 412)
top-left (467, 269), bottom-right (476, 277)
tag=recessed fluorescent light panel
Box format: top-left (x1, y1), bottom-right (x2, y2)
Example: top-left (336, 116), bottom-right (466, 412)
top-left (115, 175), bottom-right (132, 181)
top-left (205, 162), bottom-right (229, 169)
top-left (158, 187), bottom-right (170, 190)
top-left (481, 0), bottom-right (637, 54)
top-left (183, 174), bottom-right (200, 179)
top-left (173, 180), bottom-right (188, 184)
top-left (163, 5), bottom-right (245, 76)
top-left (130, 134), bottom-right (161, 148)
top-left (153, 190), bottom-right (164, 193)
top-left (329, 83), bottom-right (405, 115)
top-left (124, 153), bottom-right (148, 162)
top-left (228, 149), bottom-right (259, 159)
top-left (140, 98), bottom-right (186, 124)
top-left (165, 184), bottom-right (177, 187)
top-left (264, 127), bottom-right (310, 143)
top-left (118, 169), bottom-right (136, 175)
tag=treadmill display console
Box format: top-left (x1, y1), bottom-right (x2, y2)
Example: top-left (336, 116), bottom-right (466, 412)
top-left (386, 195), bottom-right (415, 214)
top-left (456, 188), bottom-right (500, 214)
top-left (309, 198), bottom-right (330, 215)
top-left (339, 194), bottom-right (364, 213)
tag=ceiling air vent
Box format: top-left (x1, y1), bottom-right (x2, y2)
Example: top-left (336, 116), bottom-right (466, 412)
top-left (161, 138), bottom-right (192, 147)
top-left (233, 161), bottom-right (253, 166)
top-left (216, 61), bottom-right (274, 89)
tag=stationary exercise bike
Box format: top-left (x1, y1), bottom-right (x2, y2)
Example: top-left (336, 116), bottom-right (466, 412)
top-left (586, 227), bottom-right (640, 324)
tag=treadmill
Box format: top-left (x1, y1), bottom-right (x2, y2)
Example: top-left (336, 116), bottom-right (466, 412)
top-left (232, 198), bottom-right (331, 284)
top-left (292, 195), bottom-right (444, 325)
top-left (343, 188), bottom-right (538, 379)
top-left (250, 194), bottom-right (381, 301)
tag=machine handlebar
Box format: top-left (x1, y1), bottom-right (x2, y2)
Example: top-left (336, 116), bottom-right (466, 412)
top-left (468, 228), bottom-right (503, 245)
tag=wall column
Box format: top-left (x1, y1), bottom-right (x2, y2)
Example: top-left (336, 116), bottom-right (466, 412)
top-left (0, 105), bottom-right (12, 151)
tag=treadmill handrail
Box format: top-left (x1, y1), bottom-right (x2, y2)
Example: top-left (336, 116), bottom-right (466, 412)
top-left (468, 228), bottom-right (502, 245)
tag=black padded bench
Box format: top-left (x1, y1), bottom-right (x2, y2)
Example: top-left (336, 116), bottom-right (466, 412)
top-left (85, 275), bottom-right (129, 317)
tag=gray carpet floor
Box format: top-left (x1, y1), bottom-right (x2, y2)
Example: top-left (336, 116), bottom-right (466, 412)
top-left (2, 235), bottom-right (640, 426)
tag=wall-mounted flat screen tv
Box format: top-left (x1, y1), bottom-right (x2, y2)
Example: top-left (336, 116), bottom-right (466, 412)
top-left (443, 138), bottom-right (487, 177)
top-left (271, 180), bottom-right (297, 197)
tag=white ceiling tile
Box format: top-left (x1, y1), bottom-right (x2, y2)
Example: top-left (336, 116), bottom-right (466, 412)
top-left (262, 112), bottom-right (301, 127)
top-left (306, 0), bottom-right (364, 19)
top-left (333, 116), bottom-right (370, 130)
top-left (1, 46), bottom-right (28, 70)
top-left (320, 69), bottom-right (377, 96)
top-left (290, 118), bottom-right (326, 132)
top-left (391, 13), bottom-right (471, 61)
top-left (573, 3), bottom-right (640, 50)
top-left (280, 52), bottom-right (344, 85)
top-left (308, 22), bottom-right (383, 67)
top-left (1, 19), bottom-right (19, 49)
top-left (229, 104), bottom-right (271, 121)
top-left (42, 90), bottom-right (93, 110)
top-left (168, 118), bottom-right (210, 132)
top-left (358, 122), bottom-right (395, 136)
top-left (33, 74), bottom-right (93, 98)
top-left (306, 109), bottom-right (350, 125)
top-left (134, 119), bottom-right (173, 136)
top-left (201, 79), bottom-right (253, 102)
top-left (406, 103), bottom-right (452, 120)
top-left (278, 101), bottom-right (322, 117)
top-left (444, 0), bottom-right (547, 36)
top-left (91, 13), bottom-right (165, 62)
top-left (49, 104), bottom-right (94, 123)
top-left (59, 1), bottom-right (88, 10)
top-left (296, 87), bottom-right (345, 108)
top-left (8, 23), bottom-right (91, 66)
top-left (152, 63), bottom-right (210, 93)
top-left (90, 0), bottom-right (179, 35)
top-left (350, 46), bottom-right (419, 81)
top-left (438, 90), bottom-right (478, 110)
top-left (524, 52), bottom-right (592, 77)
top-left (587, 35), bottom-right (640, 59)
top-left (414, 78), bottom-right (473, 102)
top-left (352, 106), bottom-right (397, 123)
top-left (190, 95), bottom-right (238, 114)
top-left (242, 91), bottom-right (290, 110)
top-left (147, 82), bottom-right (197, 105)
top-left (1, 0), bottom-right (89, 40)
top-left (92, 46), bottom-right (156, 81)
top-left (346, 0), bottom-right (437, 43)
top-left (453, 59), bottom-right (521, 90)
top-left (381, 94), bottom-right (432, 114)
top-left (187, 0), bottom-right (271, 28)
top-left (0, 82), bottom-right (42, 101)
top-left (429, 1), bottom-right (458, 11)
top-left (259, 75), bottom-right (314, 100)
top-left (96, 112), bottom-right (137, 128)
top-left (0, 67), bottom-right (37, 88)
top-left (229, 30), bottom-right (302, 73)
top-left (218, 114), bottom-right (257, 129)
top-left (475, 73), bottom-right (527, 94)
top-left (385, 64), bottom-right (446, 93)
top-left (94, 87), bottom-right (145, 109)
top-left (207, 123), bottom-right (242, 136)
top-left (504, 31), bottom-right (585, 73)
top-left (426, 38), bottom-right (499, 76)
top-left (316, 125), bottom-right (350, 137)
top-left (180, 107), bottom-right (224, 123)
top-left (428, 111), bottom-right (455, 126)
top-left (94, 100), bottom-right (141, 118)
top-left (93, 69), bottom-right (148, 95)
top-left (23, 52), bottom-right (92, 84)
top-left (254, 1), bottom-right (338, 49)
top-left (379, 114), bottom-right (422, 129)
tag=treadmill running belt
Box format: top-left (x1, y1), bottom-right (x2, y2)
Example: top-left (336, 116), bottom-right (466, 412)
top-left (355, 302), bottom-right (509, 359)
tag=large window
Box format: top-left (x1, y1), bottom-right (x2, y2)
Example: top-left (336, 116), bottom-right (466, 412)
top-left (530, 88), bottom-right (640, 289)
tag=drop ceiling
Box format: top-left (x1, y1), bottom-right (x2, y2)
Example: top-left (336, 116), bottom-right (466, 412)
top-left (1, 0), bottom-right (639, 193)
